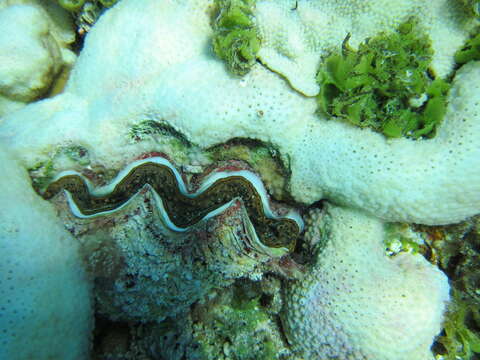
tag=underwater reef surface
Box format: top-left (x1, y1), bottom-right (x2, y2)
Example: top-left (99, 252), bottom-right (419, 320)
top-left (0, 0), bottom-right (479, 359)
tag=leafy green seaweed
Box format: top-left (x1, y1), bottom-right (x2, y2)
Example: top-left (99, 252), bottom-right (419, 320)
top-left (56, 0), bottom-right (117, 12)
top-left (420, 217), bottom-right (480, 359)
top-left (316, 19), bottom-right (450, 139)
top-left (98, 0), bottom-right (118, 7)
top-left (212, 0), bottom-right (260, 76)
top-left (455, 30), bottom-right (480, 65)
top-left (58, 0), bottom-right (85, 11)
top-left (435, 290), bottom-right (480, 360)
top-left (455, 0), bottom-right (480, 18)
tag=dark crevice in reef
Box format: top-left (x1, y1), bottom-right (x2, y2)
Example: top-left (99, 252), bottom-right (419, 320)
top-left (42, 161), bottom-right (300, 250)
top-left (92, 316), bottom-right (132, 360)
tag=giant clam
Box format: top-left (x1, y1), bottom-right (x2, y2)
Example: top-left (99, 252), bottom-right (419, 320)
top-left (41, 155), bottom-right (303, 322)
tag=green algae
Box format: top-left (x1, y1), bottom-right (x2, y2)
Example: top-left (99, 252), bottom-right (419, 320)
top-left (29, 145), bottom-right (90, 190)
top-left (455, 30), bottom-right (480, 65)
top-left (384, 223), bottom-right (423, 256)
top-left (415, 217), bottom-right (480, 359)
top-left (98, 0), bottom-right (118, 7)
top-left (56, 0), bottom-right (117, 12)
top-left (455, 0), bottom-right (480, 18)
top-left (316, 19), bottom-right (450, 139)
top-left (435, 290), bottom-right (480, 360)
top-left (212, 0), bottom-right (261, 76)
top-left (58, 0), bottom-right (85, 12)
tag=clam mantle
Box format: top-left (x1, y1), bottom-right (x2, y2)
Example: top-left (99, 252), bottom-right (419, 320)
top-left (42, 156), bottom-right (303, 250)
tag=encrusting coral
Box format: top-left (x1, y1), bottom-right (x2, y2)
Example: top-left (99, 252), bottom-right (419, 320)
top-left (0, 148), bottom-right (92, 360)
top-left (191, 279), bottom-right (291, 360)
top-left (282, 204), bottom-right (450, 359)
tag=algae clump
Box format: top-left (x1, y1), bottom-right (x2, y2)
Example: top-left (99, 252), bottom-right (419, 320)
top-left (58, 0), bottom-right (85, 11)
top-left (56, 0), bottom-right (117, 12)
top-left (418, 217), bottom-right (480, 359)
top-left (435, 290), bottom-right (480, 360)
top-left (192, 280), bottom-right (289, 360)
top-left (455, 30), bottom-right (480, 65)
top-left (317, 19), bottom-right (450, 139)
top-left (456, 0), bottom-right (480, 17)
top-left (212, 0), bottom-right (260, 76)
top-left (98, 0), bottom-right (118, 6)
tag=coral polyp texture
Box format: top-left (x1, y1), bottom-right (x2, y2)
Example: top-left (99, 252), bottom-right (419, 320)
top-left (0, 148), bottom-right (92, 360)
top-left (283, 204), bottom-right (450, 359)
top-left (0, 0), bottom-right (479, 358)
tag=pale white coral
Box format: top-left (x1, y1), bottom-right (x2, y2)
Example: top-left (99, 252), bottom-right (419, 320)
top-left (255, 0), bottom-right (475, 95)
top-left (289, 60), bottom-right (480, 224)
top-left (0, 0), bottom-right (75, 116)
top-left (282, 204), bottom-right (450, 360)
top-left (0, 147), bottom-right (92, 360)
